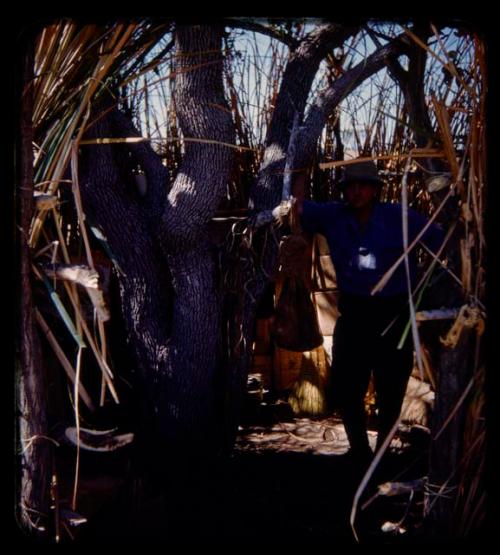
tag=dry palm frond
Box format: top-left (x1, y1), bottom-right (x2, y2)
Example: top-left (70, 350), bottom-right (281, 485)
top-left (401, 156), bottom-right (424, 378)
top-left (43, 263), bottom-right (110, 322)
top-left (319, 149), bottom-right (445, 170)
top-left (30, 21), bottom-right (158, 420)
top-left (71, 346), bottom-right (83, 511)
top-left (351, 417), bottom-right (402, 542)
top-left (431, 97), bottom-right (462, 190)
top-left (35, 309), bottom-right (95, 412)
top-left (371, 185), bottom-right (455, 296)
top-left (452, 312), bottom-right (486, 534)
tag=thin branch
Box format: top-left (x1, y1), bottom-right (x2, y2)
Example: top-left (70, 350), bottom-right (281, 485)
top-left (290, 33), bottom-right (410, 171)
top-left (223, 18), bottom-right (300, 50)
top-left (122, 32), bottom-right (174, 81)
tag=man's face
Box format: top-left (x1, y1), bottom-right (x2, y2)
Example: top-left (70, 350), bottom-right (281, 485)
top-left (344, 180), bottom-right (378, 209)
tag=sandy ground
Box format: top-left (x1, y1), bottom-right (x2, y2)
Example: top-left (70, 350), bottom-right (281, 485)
top-left (236, 414), bottom-right (373, 456)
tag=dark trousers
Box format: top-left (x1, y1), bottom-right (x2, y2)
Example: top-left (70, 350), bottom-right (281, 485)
top-left (330, 293), bottom-right (414, 453)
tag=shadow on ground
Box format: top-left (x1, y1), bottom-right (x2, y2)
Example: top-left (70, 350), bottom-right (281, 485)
top-left (55, 399), bottom-right (430, 545)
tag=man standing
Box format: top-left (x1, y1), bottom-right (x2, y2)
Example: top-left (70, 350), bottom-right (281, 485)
top-left (292, 158), bottom-right (444, 466)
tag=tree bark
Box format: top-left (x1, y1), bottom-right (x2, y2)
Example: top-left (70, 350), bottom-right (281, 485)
top-left (16, 31), bottom-right (52, 538)
top-left (250, 23), bottom-right (359, 212)
top-left (79, 24), bottom-right (234, 454)
top-left (159, 24), bottom-right (235, 448)
top-left (296, 33), bottom-right (410, 168)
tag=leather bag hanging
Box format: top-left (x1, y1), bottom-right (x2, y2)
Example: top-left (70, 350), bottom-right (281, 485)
top-left (271, 230), bottom-right (323, 352)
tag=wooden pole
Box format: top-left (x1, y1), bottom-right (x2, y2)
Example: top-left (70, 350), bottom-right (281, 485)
top-left (16, 26), bottom-right (53, 539)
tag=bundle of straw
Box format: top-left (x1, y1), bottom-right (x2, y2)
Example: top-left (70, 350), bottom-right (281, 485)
top-left (288, 351), bottom-right (326, 416)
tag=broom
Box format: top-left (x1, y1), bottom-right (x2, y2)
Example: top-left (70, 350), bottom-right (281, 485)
top-left (288, 351), bottom-right (326, 416)
top-left (271, 231), bottom-right (326, 414)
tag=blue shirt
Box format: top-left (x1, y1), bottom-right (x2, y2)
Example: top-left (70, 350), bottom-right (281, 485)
top-left (301, 200), bottom-right (444, 297)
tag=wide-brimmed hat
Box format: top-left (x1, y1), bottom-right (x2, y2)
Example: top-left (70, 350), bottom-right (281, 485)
top-left (337, 159), bottom-right (384, 190)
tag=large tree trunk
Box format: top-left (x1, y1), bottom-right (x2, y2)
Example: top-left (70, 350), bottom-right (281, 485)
top-left (79, 24), bottom-right (234, 455)
top-left (159, 25), bottom-right (235, 447)
top-left (16, 31), bottom-right (52, 538)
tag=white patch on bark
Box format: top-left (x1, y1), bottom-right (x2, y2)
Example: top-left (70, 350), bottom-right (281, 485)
top-left (168, 173), bottom-right (197, 206)
top-left (260, 143), bottom-right (286, 171)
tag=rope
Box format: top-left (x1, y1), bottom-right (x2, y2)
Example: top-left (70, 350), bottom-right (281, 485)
top-left (440, 304), bottom-right (485, 348)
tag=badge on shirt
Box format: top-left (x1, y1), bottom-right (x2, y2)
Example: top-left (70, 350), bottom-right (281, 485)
top-left (357, 247), bottom-right (377, 270)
